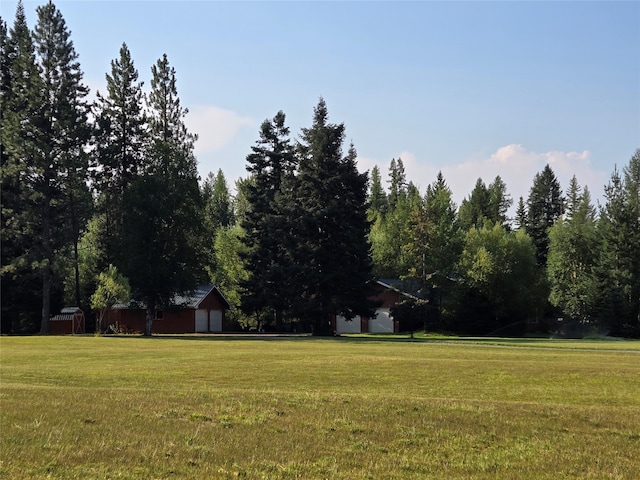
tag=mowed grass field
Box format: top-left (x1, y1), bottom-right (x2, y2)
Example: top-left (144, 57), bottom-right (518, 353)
top-left (1, 335), bottom-right (639, 479)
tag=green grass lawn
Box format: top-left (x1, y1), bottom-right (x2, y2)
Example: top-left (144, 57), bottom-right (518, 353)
top-left (1, 335), bottom-right (639, 479)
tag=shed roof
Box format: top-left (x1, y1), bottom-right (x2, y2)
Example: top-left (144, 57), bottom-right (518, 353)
top-left (61, 307), bottom-right (82, 314)
top-left (174, 284), bottom-right (231, 309)
top-left (112, 285), bottom-right (230, 310)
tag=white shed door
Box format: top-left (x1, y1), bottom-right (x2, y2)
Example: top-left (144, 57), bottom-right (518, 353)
top-left (209, 309), bottom-right (223, 332)
top-left (195, 309), bottom-right (208, 332)
top-left (336, 315), bottom-right (361, 334)
top-left (369, 308), bottom-right (393, 333)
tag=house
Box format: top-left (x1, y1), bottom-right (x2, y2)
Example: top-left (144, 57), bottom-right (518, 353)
top-left (50, 307), bottom-right (85, 335)
top-left (103, 285), bottom-right (231, 334)
top-left (332, 279), bottom-right (427, 334)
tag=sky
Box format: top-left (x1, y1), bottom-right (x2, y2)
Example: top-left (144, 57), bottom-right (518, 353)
top-left (4, 0), bottom-right (639, 212)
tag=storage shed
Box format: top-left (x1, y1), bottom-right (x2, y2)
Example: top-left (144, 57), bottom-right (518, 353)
top-left (103, 285), bottom-right (230, 334)
top-left (333, 279), bottom-right (427, 334)
top-left (50, 307), bottom-right (85, 335)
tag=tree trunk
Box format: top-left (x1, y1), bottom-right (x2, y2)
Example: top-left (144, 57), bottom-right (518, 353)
top-left (40, 265), bottom-right (51, 334)
top-left (144, 298), bottom-right (155, 336)
top-left (74, 237), bottom-right (81, 307)
top-left (312, 311), bottom-right (334, 336)
top-left (96, 308), bottom-right (105, 333)
top-left (40, 195), bottom-right (52, 334)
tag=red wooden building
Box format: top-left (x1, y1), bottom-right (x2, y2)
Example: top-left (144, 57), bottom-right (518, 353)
top-left (332, 279), bottom-right (427, 334)
top-left (104, 285), bottom-right (230, 334)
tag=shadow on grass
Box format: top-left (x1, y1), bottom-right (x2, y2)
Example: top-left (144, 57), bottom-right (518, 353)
top-left (101, 332), bottom-right (423, 343)
top-left (98, 332), bottom-right (538, 344)
top-left (97, 333), bottom-right (639, 351)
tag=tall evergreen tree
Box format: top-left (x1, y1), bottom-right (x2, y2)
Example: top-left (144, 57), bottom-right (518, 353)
top-left (526, 164), bottom-right (564, 266)
top-left (515, 196), bottom-right (527, 230)
top-left (369, 161), bottom-right (418, 279)
top-left (458, 176), bottom-right (511, 231)
top-left (598, 151), bottom-right (640, 336)
top-left (288, 99), bottom-right (374, 334)
top-left (547, 177), bottom-right (600, 325)
top-left (122, 53), bottom-right (203, 336)
top-left (458, 178), bottom-right (489, 231)
top-left (403, 172), bottom-right (461, 328)
top-left (387, 157), bottom-right (407, 210)
top-left (1, 1), bottom-right (91, 333)
top-left (367, 165), bottom-right (388, 220)
top-left (93, 42), bottom-right (147, 268)
top-left (487, 175), bottom-right (512, 229)
top-left (241, 111), bottom-right (296, 328)
top-left (33, 0), bottom-right (92, 314)
top-left (0, 16), bottom-right (9, 96)
top-left (0, 2), bottom-right (45, 332)
top-left (147, 53), bottom-right (196, 153)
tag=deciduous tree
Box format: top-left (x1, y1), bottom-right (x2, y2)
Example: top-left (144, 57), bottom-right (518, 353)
top-left (91, 264), bottom-right (130, 332)
top-left (456, 224), bottom-right (540, 335)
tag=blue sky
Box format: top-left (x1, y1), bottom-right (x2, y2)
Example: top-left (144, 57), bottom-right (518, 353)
top-left (4, 0), bottom-right (639, 210)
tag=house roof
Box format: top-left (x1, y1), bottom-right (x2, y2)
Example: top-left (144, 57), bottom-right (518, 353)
top-left (112, 284), bottom-right (230, 310)
top-left (376, 279), bottom-right (428, 300)
top-left (377, 273), bottom-right (458, 301)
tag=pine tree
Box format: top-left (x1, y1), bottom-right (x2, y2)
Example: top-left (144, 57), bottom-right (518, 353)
top-left (487, 175), bottom-right (512, 229)
top-left (93, 42), bottom-right (147, 268)
top-left (33, 0), bottom-right (92, 314)
top-left (387, 157), bottom-right (407, 210)
top-left (624, 151), bottom-right (640, 333)
top-left (547, 176), bottom-right (600, 325)
top-left (147, 53), bottom-right (196, 154)
top-left (1, 1), bottom-right (90, 333)
top-left (515, 196), bottom-right (527, 230)
top-left (526, 164), bottom-right (564, 266)
top-left (420, 172), bottom-right (462, 279)
top-left (122, 53), bottom-right (204, 336)
top-left (369, 161), bottom-right (416, 278)
top-left (241, 111), bottom-right (296, 329)
top-left (458, 178), bottom-right (489, 231)
top-left (0, 4), bottom-right (44, 332)
top-left (288, 99), bottom-right (374, 334)
top-left (598, 151), bottom-right (640, 336)
top-left (0, 16), bottom-right (9, 96)
top-left (367, 165), bottom-right (388, 220)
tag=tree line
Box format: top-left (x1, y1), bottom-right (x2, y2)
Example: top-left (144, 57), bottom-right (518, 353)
top-left (2, 1), bottom-right (639, 337)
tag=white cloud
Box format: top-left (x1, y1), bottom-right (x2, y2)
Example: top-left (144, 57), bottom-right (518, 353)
top-left (358, 144), bottom-right (609, 214)
top-left (185, 105), bottom-right (254, 155)
top-left (442, 145), bottom-right (606, 211)
top-left (84, 78), bottom-right (254, 157)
